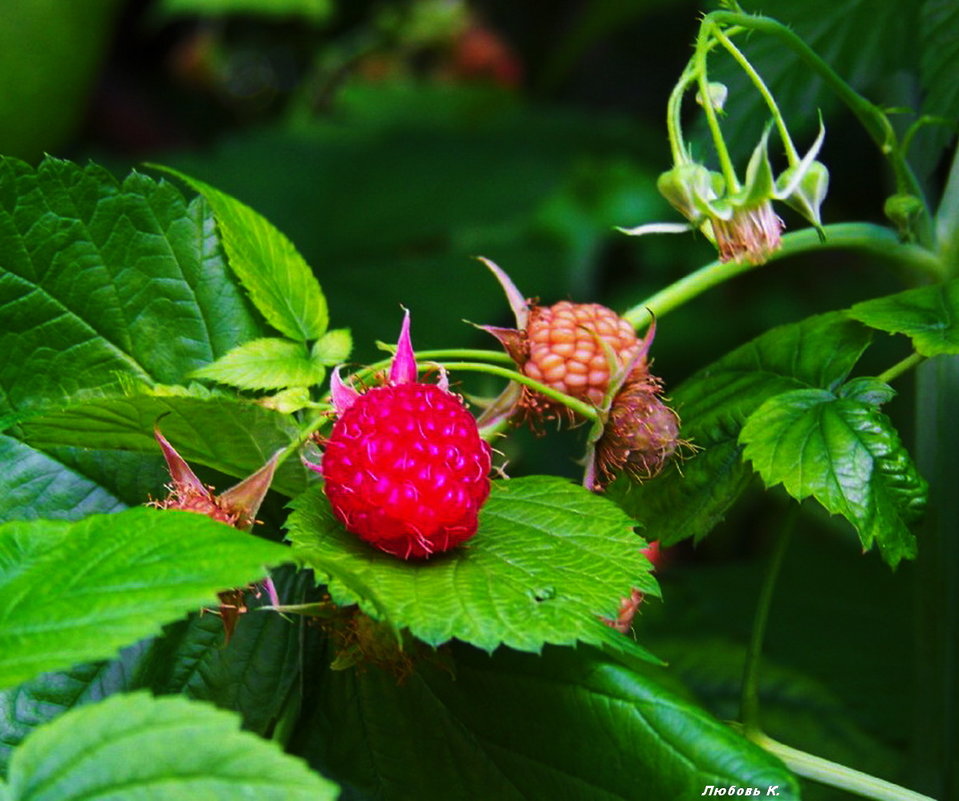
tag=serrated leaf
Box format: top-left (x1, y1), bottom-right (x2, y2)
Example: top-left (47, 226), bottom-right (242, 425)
top-left (191, 337), bottom-right (325, 390)
top-left (13, 389), bottom-right (306, 497)
top-left (287, 477), bottom-right (658, 654)
top-left (150, 165), bottom-right (328, 342)
top-left (294, 641), bottom-right (799, 801)
top-left (849, 279), bottom-right (959, 356)
top-left (0, 508), bottom-right (292, 689)
top-left (741, 387), bottom-right (926, 566)
top-left (312, 327), bottom-right (352, 366)
top-left (0, 156), bottom-right (260, 417)
top-left (611, 312), bottom-right (872, 545)
top-left (5, 692), bottom-right (337, 801)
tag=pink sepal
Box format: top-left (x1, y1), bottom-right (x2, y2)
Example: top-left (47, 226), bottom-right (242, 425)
top-left (330, 366), bottom-right (360, 414)
top-left (389, 307), bottom-right (418, 385)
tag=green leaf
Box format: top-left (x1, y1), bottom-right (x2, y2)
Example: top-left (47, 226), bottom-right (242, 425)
top-left (294, 641), bottom-right (799, 800)
top-left (740, 386), bottom-right (926, 566)
top-left (191, 337), bottom-right (325, 390)
top-left (150, 165), bottom-right (328, 342)
top-left (0, 508), bottom-right (292, 689)
top-left (159, 0), bottom-right (332, 23)
top-left (0, 566), bottom-right (309, 773)
top-left (920, 0), bottom-right (959, 128)
top-left (0, 156), bottom-right (260, 417)
top-left (287, 477), bottom-right (659, 655)
top-left (12, 387), bottom-right (306, 497)
top-left (848, 279), bottom-right (959, 356)
top-left (5, 692), bottom-right (337, 801)
top-left (311, 327), bottom-right (352, 366)
top-left (0, 435), bottom-right (125, 524)
top-left (610, 312), bottom-right (872, 545)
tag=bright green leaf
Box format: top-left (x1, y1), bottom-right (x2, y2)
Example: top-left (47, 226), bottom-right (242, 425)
top-left (5, 692), bottom-right (337, 801)
top-left (740, 387), bottom-right (926, 566)
top-left (611, 313), bottom-right (872, 545)
top-left (191, 337), bottom-right (325, 390)
top-left (0, 156), bottom-right (260, 417)
top-left (849, 279), bottom-right (959, 356)
top-left (150, 165), bottom-right (328, 342)
top-left (312, 327), bottom-right (352, 366)
top-left (12, 387), bottom-right (306, 497)
top-left (295, 641), bottom-right (799, 800)
top-left (0, 508), bottom-right (292, 690)
top-left (287, 477), bottom-right (659, 655)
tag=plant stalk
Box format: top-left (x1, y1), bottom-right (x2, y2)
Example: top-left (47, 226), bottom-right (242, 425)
top-left (749, 732), bottom-right (938, 801)
top-left (739, 510), bottom-right (794, 732)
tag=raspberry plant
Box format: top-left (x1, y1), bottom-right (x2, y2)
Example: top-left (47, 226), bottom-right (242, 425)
top-left (0, 2), bottom-right (956, 800)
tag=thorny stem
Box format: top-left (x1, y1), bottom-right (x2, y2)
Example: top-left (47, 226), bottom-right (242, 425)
top-left (878, 352), bottom-right (926, 385)
top-left (748, 732), bottom-right (937, 801)
top-left (622, 223), bottom-right (946, 331)
top-left (740, 511), bottom-right (794, 732)
top-left (708, 24), bottom-right (799, 164)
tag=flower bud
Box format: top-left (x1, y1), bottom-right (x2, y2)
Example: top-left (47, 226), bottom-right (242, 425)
top-left (656, 163), bottom-right (724, 222)
top-left (778, 160), bottom-right (829, 232)
top-left (695, 81), bottom-right (728, 112)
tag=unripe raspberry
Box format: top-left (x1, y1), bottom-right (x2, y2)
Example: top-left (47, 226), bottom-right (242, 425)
top-left (315, 311), bottom-right (492, 559)
top-left (321, 382), bottom-right (492, 559)
top-left (523, 301), bottom-right (646, 407)
top-left (595, 384), bottom-right (681, 487)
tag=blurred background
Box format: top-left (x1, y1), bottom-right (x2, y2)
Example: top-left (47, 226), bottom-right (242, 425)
top-left (3, 0), bottom-right (954, 798)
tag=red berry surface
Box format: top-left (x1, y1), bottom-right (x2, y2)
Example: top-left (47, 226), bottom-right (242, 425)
top-left (322, 382), bottom-right (492, 559)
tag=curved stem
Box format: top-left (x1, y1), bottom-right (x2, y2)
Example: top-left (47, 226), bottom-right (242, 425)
top-left (878, 352), bottom-right (926, 385)
top-left (667, 62), bottom-right (700, 165)
top-left (711, 26), bottom-right (799, 163)
top-left (622, 223), bottom-right (946, 330)
top-left (748, 732), bottom-right (937, 801)
top-left (704, 10), bottom-right (930, 242)
top-left (435, 361), bottom-right (600, 422)
top-left (740, 512), bottom-right (795, 731)
top-left (695, 26), bottom-right (740, 191)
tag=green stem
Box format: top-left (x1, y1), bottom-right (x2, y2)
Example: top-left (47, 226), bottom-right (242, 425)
top-left (274, 411), bottom-right (331, 469)
top-left (877, 352), bottom-right (926, 385)
top-left (435, 361), bottom-right (600, 422)
top-left (748, 732), bottom-right (938, 801)
top-left (740, 512), bottom-right (794, 732)
top-left (622, 223), bottom-right (945, 330)
top-left (694, 27), bottom-right (740, 192)
top-left (704, 10), bottom-right (930, 242)
top-left (710, 25), bottom-right (799, 163)
top-left (667, 62), bottom-right (700, 164)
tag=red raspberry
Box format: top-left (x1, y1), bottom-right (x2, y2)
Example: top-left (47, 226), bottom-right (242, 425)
top-left (322, 383), bottom-right (491, 559)
top-left (315, 311), bottom-right (492, 559)
top-left (524, 301), bottom-right (645, 407)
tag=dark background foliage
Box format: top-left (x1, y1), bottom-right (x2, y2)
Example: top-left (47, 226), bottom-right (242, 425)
top-left (1, 0), bottom-right (955, 798)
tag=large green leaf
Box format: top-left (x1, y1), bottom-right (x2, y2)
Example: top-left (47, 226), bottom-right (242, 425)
top-left (293, 641), bottom-right (799, 801)
top-left (611, 312), bottom-right (873, 545)
top-left (0, 435), bottom-right (125, 523)
top-left (12, 387), bottom-right (306, 497)
top-left (0, 156), bottom-right (260, 417)
top-left (0, 508), bottom-right (291, 689)
top-left (740, 381), bottom-right (926, 566)
top-left (0, 566), bottom-right (309, 776)
top-left (287, 476), bottom-right (658, 655)
top-left (151, 165), bottom-right (329, 342)
top-left (848, 279), bottom-right (959, 356)
top-left (3, 692), bottom-right (337, 801)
